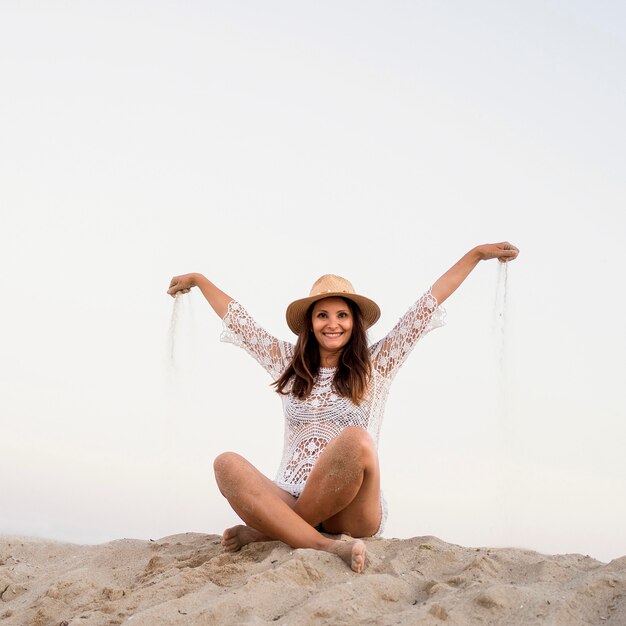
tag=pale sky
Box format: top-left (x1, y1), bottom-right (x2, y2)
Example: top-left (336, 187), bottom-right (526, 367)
top-left (1, 1), bottom-right (625, 563)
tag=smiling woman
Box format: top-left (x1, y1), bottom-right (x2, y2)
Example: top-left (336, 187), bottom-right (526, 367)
top-left (166, 242), bottom-right (519, 573)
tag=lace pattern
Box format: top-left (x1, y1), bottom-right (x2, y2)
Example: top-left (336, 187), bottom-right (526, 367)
top-left (369, 290), bottom-right (446, 379)
top-left (221, 301), bottom-right (293, 379)
top-left (221, 290), bottom-right (446, 534)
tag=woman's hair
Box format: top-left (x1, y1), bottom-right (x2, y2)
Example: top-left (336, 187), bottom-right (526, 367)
top-left (272, 298), bottom-right (372, 405)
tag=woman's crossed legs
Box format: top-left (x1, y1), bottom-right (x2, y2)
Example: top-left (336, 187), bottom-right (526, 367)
top-left (213, 426), bottom-right (381, 573)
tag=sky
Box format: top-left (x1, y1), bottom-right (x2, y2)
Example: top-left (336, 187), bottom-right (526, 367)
top-left (1, 1), bottom-right (625, 563)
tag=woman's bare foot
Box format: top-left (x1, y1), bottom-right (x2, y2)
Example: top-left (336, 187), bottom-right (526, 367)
top-left (221, 525), bottom-right (270, 552)
top-left (222, 526), bottom-right (366, 572)
top-left (327, 539), bottom-right (367, 573)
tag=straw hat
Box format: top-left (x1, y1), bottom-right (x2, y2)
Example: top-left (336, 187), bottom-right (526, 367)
top-left (286, 274), bottom-right (380, 335)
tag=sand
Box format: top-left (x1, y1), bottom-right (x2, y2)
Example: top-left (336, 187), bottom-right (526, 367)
top-left (1, 533), bottom-right (625, 625)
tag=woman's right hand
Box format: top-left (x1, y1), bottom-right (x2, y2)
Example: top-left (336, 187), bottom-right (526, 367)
top-left (167, 273), bottom-right (233, 317)
top-left (167, 273), bottom-right (198, 298)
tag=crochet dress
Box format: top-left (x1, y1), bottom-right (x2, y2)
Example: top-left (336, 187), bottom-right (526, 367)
top-left (220, 289), bottom-right (446, 535)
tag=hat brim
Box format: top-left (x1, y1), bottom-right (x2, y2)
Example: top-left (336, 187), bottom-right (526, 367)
top-left (286, 292), bottom-right (381, 335)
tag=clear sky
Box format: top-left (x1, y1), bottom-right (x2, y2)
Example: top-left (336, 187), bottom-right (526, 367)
top-left (1, 1), bottom-right (625, 562)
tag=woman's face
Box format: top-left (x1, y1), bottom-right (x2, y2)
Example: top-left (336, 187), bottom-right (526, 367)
top-left (311, 297), bottom-right (354, 354)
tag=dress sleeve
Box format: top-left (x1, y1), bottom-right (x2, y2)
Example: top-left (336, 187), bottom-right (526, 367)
top-left (369, 288), bottom-right (446, 380)
top-left (220, 300), bottom-right (294, 379)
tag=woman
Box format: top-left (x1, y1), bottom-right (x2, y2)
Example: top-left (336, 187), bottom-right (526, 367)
top-left (167, 242), bottom-right (519, 573)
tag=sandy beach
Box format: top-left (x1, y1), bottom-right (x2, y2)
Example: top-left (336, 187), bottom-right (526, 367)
top-left (1, 532), bottom-right (625, 625)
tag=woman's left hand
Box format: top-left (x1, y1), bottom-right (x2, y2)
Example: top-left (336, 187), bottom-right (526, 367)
top-left (476, 242), bottom-right (519, 263)
top-left (432, 242), bottom-right (519, 304)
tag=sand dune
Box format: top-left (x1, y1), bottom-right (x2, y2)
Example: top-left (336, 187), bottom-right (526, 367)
top-left (1, 533), bottom-right (625, 625)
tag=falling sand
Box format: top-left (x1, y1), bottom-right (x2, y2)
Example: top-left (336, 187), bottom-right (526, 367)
top-left (168, 293), bottom-right (184, 367)
top-left (167, 292), bottom-right (198, 370)
top-left (493, 260), bottom-right (509, 418)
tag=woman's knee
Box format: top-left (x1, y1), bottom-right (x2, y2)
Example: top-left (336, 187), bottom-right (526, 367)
top-left (213, 451), bottom-right (245, 483)
top-left (337, 426), bottom-right (376, 457)
top-left (338, 426), bottom-right (376, 450)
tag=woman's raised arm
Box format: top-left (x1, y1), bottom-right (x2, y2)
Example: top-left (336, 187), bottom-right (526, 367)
top-left (431, 242), bottom-right (519, 305)
top-left (167, 273), bottom-right (233, 318)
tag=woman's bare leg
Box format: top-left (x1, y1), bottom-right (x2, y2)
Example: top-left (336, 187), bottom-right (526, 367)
top-left (221, 475), bottom-right (296, 552)
top-left (293, 426), bottom-right (382, 537)
top-left (214, 427), bottom-right (380, 570)
top-left (214, 451), bottom-right (366, 572)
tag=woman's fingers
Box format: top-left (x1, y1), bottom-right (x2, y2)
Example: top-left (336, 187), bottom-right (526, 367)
top-left (497, 247), bottom-right (519, 262)
top-left (167, 275), bottom-right (194, 297)
top-left (167, 276), bottom-right (183, 296)
top-left (482, 242), bottom-right (519, 263)
top-left (500, 242), bottom-right (519, 253)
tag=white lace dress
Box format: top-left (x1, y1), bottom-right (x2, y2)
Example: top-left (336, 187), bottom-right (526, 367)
top-left (220, 289), bottom-right (446, 535)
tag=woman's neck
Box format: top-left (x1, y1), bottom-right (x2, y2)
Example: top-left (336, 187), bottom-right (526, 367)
top-left (319, 349), bottom-right (341, 368)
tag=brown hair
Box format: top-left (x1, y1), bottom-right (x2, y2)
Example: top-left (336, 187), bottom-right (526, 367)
top-left (272, 298), bottom-right (372, 405)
